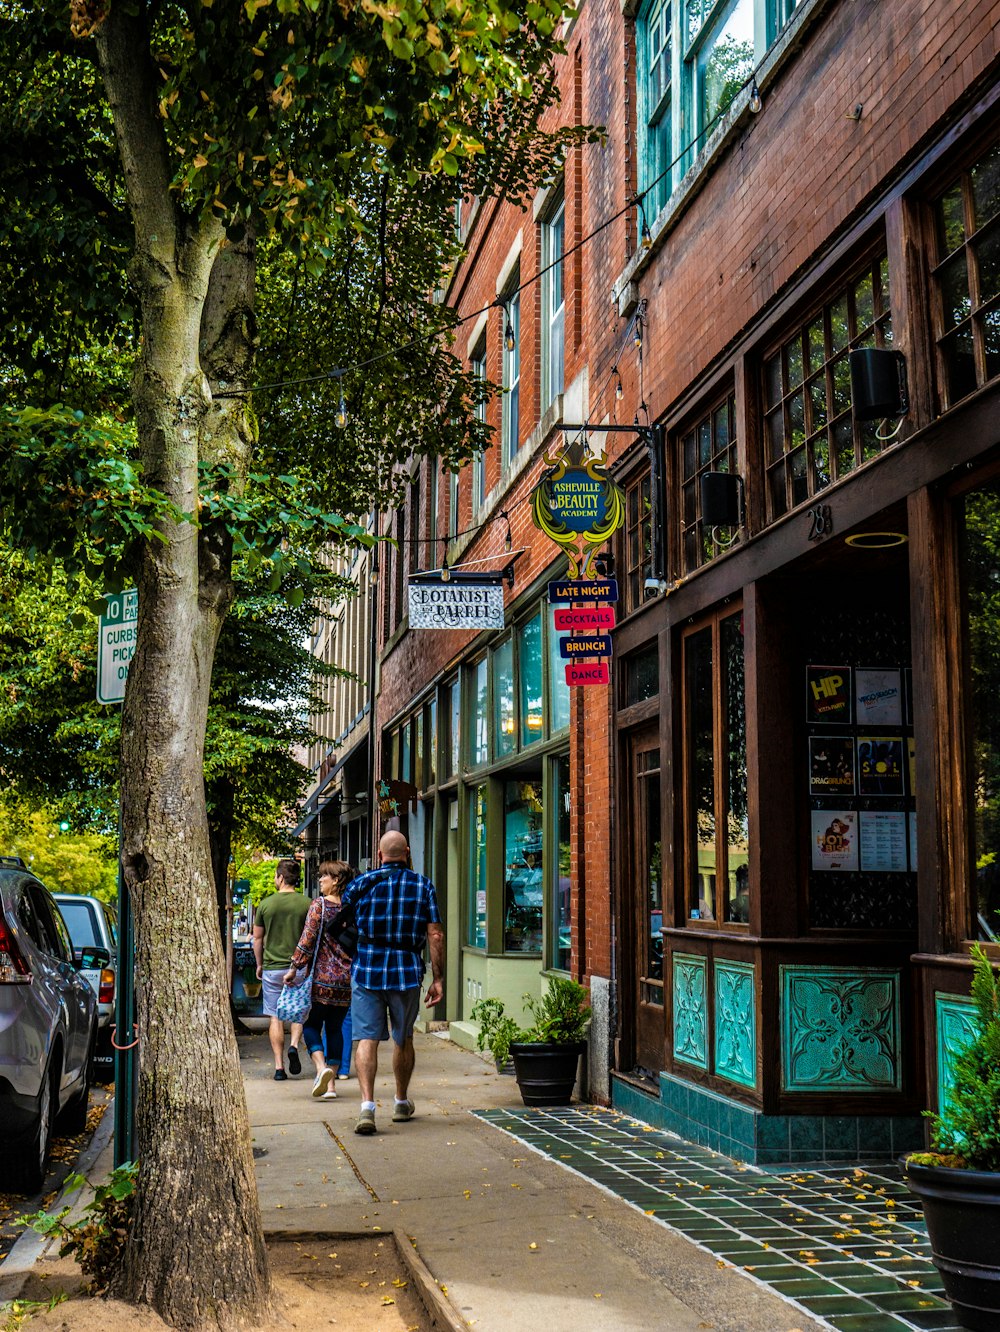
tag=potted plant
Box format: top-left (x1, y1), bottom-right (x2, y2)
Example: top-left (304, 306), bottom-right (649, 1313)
top-left (904, 945), bottom-right (1000, 1332)
top-left (472, 976), bottom-right (591, 1105)
top-left (240, 961), bottom-right (262, 999)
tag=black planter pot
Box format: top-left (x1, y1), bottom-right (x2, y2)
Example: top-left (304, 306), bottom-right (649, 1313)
top-left (510, 1041), bottom-right (585, 1106)
top-left (905, 1160), bottom-right (1000, 1331)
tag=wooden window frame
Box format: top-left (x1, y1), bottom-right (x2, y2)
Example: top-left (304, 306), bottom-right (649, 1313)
top-left (677, 389), bottom-right (738, 575)
top-left (679, 602), bottom-right (749, 931)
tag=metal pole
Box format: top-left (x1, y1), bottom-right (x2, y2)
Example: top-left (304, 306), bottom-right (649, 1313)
top-left (113, 805), bottom-right (137, 1166)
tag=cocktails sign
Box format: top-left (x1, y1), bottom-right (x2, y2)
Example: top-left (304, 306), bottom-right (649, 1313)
top-left (531, 451), bottom-right (625, 579)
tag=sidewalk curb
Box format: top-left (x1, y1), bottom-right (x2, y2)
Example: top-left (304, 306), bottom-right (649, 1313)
top-left (274, 1229), bottom-right (465, 1332)
top-left (0, 1098), bottom-right (116, 1305)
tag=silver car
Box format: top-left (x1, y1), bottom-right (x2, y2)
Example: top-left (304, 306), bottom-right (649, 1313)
top-left (54, 892), bottom-right (118, 1075)
top-left (0, 862), bottom-right (98, 1192)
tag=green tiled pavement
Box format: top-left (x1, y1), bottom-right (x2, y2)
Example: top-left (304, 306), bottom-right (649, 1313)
top-left (475, 1105), bottom-right (962, 1332)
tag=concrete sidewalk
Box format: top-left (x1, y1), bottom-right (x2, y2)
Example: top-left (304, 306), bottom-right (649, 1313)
top-left (244, 1028), bottom-right (823, 1332)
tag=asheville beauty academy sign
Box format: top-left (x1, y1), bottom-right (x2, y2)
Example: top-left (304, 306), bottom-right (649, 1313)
top-left (408, 581), bottom-right (506, 630)
top-left (530, 450), bottom-right (625, 579)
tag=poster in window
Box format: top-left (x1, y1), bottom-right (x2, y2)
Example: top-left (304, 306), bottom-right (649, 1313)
top-left (806, 666), bottom-right (852, 724)
top-left (855, 668), bottom-right (903, 726)
top-left (809, 736), bottom-right (855, 796)
top-left (811, 810), bottom-right (859, 872)
top-left (860, 811), bottom-right (908, 872)
top-left (857, 736), bottom-right (905, 795)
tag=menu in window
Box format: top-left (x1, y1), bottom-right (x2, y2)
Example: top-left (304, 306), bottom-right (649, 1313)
top-left (860, 811), bottom-right (908, 872)
top-left (811, 810), bottom-right (859, 872)
top-left (809, 736), bottom-right (855, 796)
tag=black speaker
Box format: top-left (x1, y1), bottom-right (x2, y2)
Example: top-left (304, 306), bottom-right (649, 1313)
top-left (849, 348), bottom-right (909, 421)
top-left (700, 471), bottom-right (742, 528)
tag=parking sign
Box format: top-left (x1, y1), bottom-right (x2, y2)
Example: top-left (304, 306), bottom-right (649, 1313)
top-left (97, 590), bottom-right (139, 705)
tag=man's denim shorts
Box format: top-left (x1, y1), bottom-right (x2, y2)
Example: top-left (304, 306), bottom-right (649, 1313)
top-left (262, 968), bottom-right (291, 1018)
top-left (351, 983), bottom-right (421, 1045)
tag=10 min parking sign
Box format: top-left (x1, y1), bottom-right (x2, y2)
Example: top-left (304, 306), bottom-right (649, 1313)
top-left (97, 589), bottom-right (139, 705)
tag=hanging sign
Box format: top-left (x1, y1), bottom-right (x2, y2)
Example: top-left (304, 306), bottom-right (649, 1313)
top-left (531, 451), bottom-right (625, 579)
top-left (97, 588), bottom-right (139, 705)
top-left (560, 634), bottom-right (613, 659)
top-left (548, 578), bottom-right (618, 604)
top-left (408, 581), bottom-right (505, 630)
top-left (377, 778), bottom-right (419, 822)
top-left (553, 606), bottom-right (616, 632)
top-left (565, 662), bottom-right (611, 687)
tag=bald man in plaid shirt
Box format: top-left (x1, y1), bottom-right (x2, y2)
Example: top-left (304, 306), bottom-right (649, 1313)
top-left (341, 830), bottom-right (444, 1135)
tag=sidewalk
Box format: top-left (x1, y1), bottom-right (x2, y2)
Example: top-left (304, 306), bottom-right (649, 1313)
top-left (243, 1029), bottom-right (824, 1332)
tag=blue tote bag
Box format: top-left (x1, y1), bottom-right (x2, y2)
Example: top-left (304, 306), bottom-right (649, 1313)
top-left (275, 900), bottom-right (327, 1024)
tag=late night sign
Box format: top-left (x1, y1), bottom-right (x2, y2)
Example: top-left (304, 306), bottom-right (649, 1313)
top-left (548, 578), bottom-right (619, 604)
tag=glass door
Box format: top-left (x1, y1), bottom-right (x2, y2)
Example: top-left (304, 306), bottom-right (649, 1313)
top-left (631, 724), bottom-right (664, 1075)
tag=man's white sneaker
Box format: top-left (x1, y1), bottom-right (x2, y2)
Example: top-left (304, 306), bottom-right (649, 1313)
top-left (321, 1088), bottom-right (338, 1100)
top-left (311, 1067), bottom-right (335, 1098)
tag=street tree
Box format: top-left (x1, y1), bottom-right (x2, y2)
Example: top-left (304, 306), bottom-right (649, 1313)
top-left (0, 1), bottom-right (592, 1325)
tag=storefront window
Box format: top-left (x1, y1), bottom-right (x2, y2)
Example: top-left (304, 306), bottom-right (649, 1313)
top-left (471, 657), bottom-right (488, 766)
top-left (414, 711), bottom-right (424, 790)
top-left (763, 253), bottom-right (892, 521)
top-left (503, 779), bottom-right (544, 953)
top-left (625, 644), bottom-right (659, 705)
top-left (961, 481), bottom-right (1000, 942)
top-left (469, 784), bottom-right (488, 948)
top-left (552, 754), bottom-right (571, 971)
top-left (444, 675), bottom-right (460, 778)
top-left (624, 471), bottom-right (653, 614)
top-left (493, 637), bottom-right (516, 758)
top-left (519, 614), bottom-right (544, 746)
top-left (427, 699), bottom-right (437, 787)
top-left (548, 606), bottom-right (571, 732)
top-left (682, 607), bottom-right (749, 926)
top-left (389, 728), bottom-right (400, 780)
top-left (933, 140), bottom-right (1000, 407)
top-left (679, 393), bottom-right (739, 573)
top-left (401, 720), bottom-right (412, 786)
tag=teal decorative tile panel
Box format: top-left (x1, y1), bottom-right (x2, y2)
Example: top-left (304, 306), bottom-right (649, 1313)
top-left (673, 953), bottom-right (708, 1069)
top-left (781, 966), bottom-right (901, 1093)
top-left (934, 991), bottom-right (978, 1116)
top-left (714, 960), bottom-right (756, 1088)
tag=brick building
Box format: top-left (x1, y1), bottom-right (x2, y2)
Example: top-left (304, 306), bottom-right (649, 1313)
top-left (317, 0), bottom-right (1000, 1161)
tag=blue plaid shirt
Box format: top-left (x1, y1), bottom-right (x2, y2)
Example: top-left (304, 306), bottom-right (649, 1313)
top-left (341, 863), bottom-right (441, 992)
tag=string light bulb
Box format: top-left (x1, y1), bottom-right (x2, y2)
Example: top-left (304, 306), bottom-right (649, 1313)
top-left (749, 77), bottom-right (762, 114)
top-left (440, 559), bottom-right (451, 583)
top-left (505, 318), bottom-right (516, 352)
top-left (501, 510), bottom-right (512, 554)
top-left (335, 381), bottom-right (348, 429)
top-left (614, 367), bottom-right (624, 400)
top-left (641, 218), bottom-right (652, 249)
top-left (633, 319), bottom-right (643, 351)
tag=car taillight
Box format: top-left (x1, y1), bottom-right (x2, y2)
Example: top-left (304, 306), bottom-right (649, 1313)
top-left (0, 917), bottom-right (32, 984)
top-left (99, 968), bottom-right (115, 1004)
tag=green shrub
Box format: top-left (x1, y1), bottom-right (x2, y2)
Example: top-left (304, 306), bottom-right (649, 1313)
top-left (18, 1162), bottom-right (137, 1292)
top-left (921, 945), bottom-right (1000, 1171)
top-left (471, 977), bottom-right (591, 1064)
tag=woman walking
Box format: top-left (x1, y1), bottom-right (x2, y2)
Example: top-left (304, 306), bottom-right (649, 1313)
top-left (284, 860), bottom-right (354, 1098)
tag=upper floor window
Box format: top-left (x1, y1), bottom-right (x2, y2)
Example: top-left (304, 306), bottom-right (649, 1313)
top-left (427, 456), bottom-right (439, 569)
top-left (763, 252), bottom-right (893, 521)
top-left (540, 194), bottom-right (565, 407)
top-left (679, 392), bottom-right (738, 573)
top-left (501, 275), bottom-right (521, 463)
top-left (933, 140), bottom-right (1000, 408)
top-left (448, 468), bottom-right (459, 540)
top-left (471, 336), bottom-right (487, 511)
top-left (638, 0), bottom-right (800, 219)
top-left (638, 0), bottom-right (673, 218)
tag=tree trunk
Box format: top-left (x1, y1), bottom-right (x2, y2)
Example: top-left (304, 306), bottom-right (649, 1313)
top-left (209, 778), bottom-right (236, 949)
top-left (97, 9), bottom-right (269, 1327)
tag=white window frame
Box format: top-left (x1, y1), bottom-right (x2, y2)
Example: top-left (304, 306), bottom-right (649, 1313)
top-left (471, 336), bottom-right (488, 512)
top-left (501, 279), bottom-right (521, 464)
top-left (540, 194), bottom-right (566, 408)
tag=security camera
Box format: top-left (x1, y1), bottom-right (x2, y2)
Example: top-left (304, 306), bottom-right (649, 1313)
top-left (644, 577), bottom-right (671, 596)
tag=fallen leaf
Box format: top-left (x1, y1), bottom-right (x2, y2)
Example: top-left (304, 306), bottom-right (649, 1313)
top-left (528, 1242), bottom-right (538, 1251)
top-left (381, 1297), bottom-right (395, 1306)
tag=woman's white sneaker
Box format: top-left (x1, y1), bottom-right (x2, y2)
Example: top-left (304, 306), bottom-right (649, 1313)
top-left (312, 1067), bottom-right (335, 1098)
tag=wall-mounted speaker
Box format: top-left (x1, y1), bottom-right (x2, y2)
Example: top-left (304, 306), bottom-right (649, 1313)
top-left (700, 471), bottom-right (742, 528)
top-left (849, 349), bottom-right (909, 421)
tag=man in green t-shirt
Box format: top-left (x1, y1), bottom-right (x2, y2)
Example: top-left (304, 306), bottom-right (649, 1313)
top-left (254, 859), bottom-right (311, 1080)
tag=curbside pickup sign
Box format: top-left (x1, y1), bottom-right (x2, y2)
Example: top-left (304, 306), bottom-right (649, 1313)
top-left (97, 589), bottom-right (138, 705)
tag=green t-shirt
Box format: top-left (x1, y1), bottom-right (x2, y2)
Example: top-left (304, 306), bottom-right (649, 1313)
top-left (256, 890), bottom-right (310, 970)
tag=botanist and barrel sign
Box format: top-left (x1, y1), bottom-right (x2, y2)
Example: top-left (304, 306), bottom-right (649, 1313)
top-left (533, 450), bottom-right (625, 687)
top-left (408, 581), bottom-right (505, 630)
